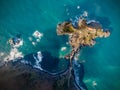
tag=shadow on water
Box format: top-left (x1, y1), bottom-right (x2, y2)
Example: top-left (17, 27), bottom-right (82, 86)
top-left (23, 51), bottom-right (68, 72)
top-left (72, 60), bottom-right (88, 90)
top-left (23, 51), bottom-right (60, 71)
top-left (41, 51), bottom-right (59, 71)
top-left (22, 51), bottom-right (88, 90)
top-left (24, 53), bottom-right (36, 65)
top-left (89, 15), bottom-right (113, 32)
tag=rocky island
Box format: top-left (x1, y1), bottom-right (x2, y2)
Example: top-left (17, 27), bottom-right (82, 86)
top-left (57, 18), bottom-right (110, 62)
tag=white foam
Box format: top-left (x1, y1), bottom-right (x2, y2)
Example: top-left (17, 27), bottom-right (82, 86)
top-left (81, 11), bottom-right (88, 17)
top-left (33, 51), bottom-right (43, 70)
top-left (32, 42), bottom-right (36, 46)
top-left (21, 60), bottom-right (29, 64)
top-left (4, 48), bottom-right (23, 62)
top-left (75, 76), bottom-right (80, 85)
top-left (33, 30), bottom-right (43, 39)
top-left (92, 81), bottom-right (97, 86)
top-left (28, 37), bottom-right (33, 41)
top-left (77, 5), bottom-right (80, 9)
top-left (13, 39), bottom-right (23, 48)
top-left (0, 52), bottom-right (4, 56)
top-left (66, 42), bottom-right (69, 45)
top-left (74, 56), bottom-right (78, 60)
top-left (30, 30), bottom-right (43, 46)
top-left (74, 53), bottom-right (80, 61)
top-left (33, 65), bottom-right (43, 70)
top-left (61, 47), bottom-right (67, 51)
top-left (36, 39), bottom-right (40, 42)
top-left (37, 51), bottom-right (43, 62)
top-left (86, 20), bottom-right (96, 24)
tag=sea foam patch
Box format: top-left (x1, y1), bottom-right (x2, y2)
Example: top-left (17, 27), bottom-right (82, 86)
top-left (59, 47), bottom-right (67, 58)
top-left (33, 30), bottom-right (43, 39)
top-left (61, 47), bottom-right (67, 51)
top-left (74, 52), bottom-right (80, 61)
top-left (13, 40), bottom-right (23, 48)
top-left (86, 20), bottom-right (96, 24)
top-left (4, 48), bottom-right (23, 62)
top-left (0, 52), bottom-right (4, 57)
top-left (82, 11), bottom-right (88, 17)
top-left (20, 59), bottom-right (30, 65)
top-left (20, 51), bottom-right (43, 70)
top-left (77, 5), bottom-right (80, 9)
top-left (28, 37), bottom-right (32, 41)
top-left (33, 51), bottom-right (43, 70)
top-left (29, 30), bottom-right (43, 46)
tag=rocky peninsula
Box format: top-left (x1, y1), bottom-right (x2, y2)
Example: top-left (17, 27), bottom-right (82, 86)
top-left (57, 17), bottom-right (110, 89)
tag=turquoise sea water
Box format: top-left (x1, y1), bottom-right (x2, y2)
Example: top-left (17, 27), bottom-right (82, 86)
top-left (0, 0), bottom-right (120, 90)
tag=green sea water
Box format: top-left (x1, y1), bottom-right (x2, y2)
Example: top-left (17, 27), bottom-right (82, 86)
top-left (0, 0), bottom-right (120, 90)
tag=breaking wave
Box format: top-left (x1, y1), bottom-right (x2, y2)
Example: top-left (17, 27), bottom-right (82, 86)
top-left (33, 51), bottom-right (43, 70)
top-left (20, 51), bottom-right (43, 70)
top-left (28, 30), bottom-right (44, 46)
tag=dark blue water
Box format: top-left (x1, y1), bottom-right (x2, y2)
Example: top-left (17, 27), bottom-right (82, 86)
top-left (0, 0), bottom-right (120, 90)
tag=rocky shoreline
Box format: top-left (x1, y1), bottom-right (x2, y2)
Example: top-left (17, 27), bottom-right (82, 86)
top-left (0, 59), bottom-right (83, 90)
top-left (0, 49), bottom-right (86, 90)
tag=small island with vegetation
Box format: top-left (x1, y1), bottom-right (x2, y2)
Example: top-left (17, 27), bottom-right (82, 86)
top-left (57, 18), bottom-right (110, 61)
